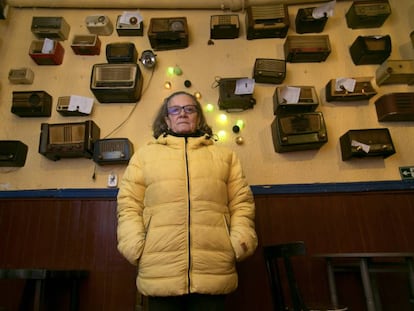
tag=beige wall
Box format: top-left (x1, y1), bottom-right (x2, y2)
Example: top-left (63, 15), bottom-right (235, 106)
top-left (0, 0), bottom-right (413, 190)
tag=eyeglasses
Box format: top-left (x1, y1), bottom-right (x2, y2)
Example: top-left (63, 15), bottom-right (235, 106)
top-left (167, 105), bottom-right (198, 115)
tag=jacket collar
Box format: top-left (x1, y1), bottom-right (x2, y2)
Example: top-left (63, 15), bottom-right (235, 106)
top-left (153, 132), bottom-right (214, 148)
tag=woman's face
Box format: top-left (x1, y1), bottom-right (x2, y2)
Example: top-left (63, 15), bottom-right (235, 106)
top-left (165, 94), bottom-right (200, 134)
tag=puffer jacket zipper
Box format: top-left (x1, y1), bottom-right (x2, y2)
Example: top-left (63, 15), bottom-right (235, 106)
top-left (184, 137), bottom-right (192, 293)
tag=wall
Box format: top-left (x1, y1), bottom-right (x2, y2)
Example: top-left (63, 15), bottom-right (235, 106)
top-left (0, 0), bottom-right (414, 191)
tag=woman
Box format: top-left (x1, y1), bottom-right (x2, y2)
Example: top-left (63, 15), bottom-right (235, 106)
top-left (117, 91), bottom-right (257, 311)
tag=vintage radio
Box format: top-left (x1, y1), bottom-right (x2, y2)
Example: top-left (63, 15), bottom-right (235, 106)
top-left (253, 58), bottom-right (286, 84)
top-left (375, 92), bottom-right (414, 122)
top-left (295, 7), bottom-right (328, 34)
top-left (148, 17), bottom-right (189, 51)
top-left (284, 35), bottom-right (331, 63)
top-left (106, 42), bottom-right (138, 63)
top-left (56, 96), bottom-right (94, 117)
top-left (345, 0), bottom-right (391, 29)
top-left (71, 34), bottom-right (101, 55)
top-left (273, 86), bottom-right (319, 115)
top-left (218, 77), bottom-right (256, 112)
top-left (0, 140), bottom-right (28, 167)
top-left (339, 128), bottom-right (395, 161)
top-left (246, 4), bottom-right (289, 40)
top-left (11, 91), bottom-right (52, 117)
top-left (349, 35), bottom-right (391, 65)
top-left (271, 112), bottom-right (328, 153)
top-left (90, 63), bottom-right (143, 103)
top-left (39, 120), bottom-right (100, 161)
top-left (93, 138), bottom-right (134, 165)
top-left (116, 14), bottom-right (144, 36)
top-left (325, 77), bottom-right (377, 102)
top-left (31, 16), bottom-right (70, 41)
top-left (375, 59), bottom-right (414, 86)
top-left (210, 14), bottom-right (239, 39)
top-left (85, 15), bottom-right (114, 36)
top-left (8, 67), bottom-right (34, 84)
top-left (29, 39), bottom-right (65, 65)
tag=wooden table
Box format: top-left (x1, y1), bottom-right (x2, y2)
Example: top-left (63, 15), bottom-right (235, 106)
top-left (314, 253), bottom-right (414, 311)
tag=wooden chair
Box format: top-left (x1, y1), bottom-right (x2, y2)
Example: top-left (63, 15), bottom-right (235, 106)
top-left (263, 241), bottom-right (347, 311)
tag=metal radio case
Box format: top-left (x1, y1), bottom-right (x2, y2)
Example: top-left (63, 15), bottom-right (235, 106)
top-left (93, 138), bottom-right (134, 165)
top-left (325, 77), bottom-right (377, 102)
top-left (295, 7), bottom-right (328, 34)
top-left (116, 15), bottom-right (144, 36)
top-left (90, 63), bottom-right (143, 103)
top-left (375, 60), bottom-right (414, 86)
top-left (375, 92), bottom-right (414, 122)
top-left (345, 0), bottom-right (391, 29)
top-left (148, 17), bottom-right (189, 51)
top-left (271, 112), bottom-right (328, 153)
top-left (29, 39), bottom-right (65, 65)
top-left (0, 140), bottom-right (28, 167)
top-left (39, 120), bottom-right (100, 161)
top-left (210, 14), bottom-right (240, 39)
top-left (273, 86), bottom-right (319, 115)
top-left (56, 96), bottom-right (93, 117)
top-left (31, 16), bottom-right (70, 41)
top-left (339, 128), bottom-right (395, 161)
top-left (106, 42), bottom-right (138, 63)
top-left (349, 35), bottom-right (391, 65)
top-left (218, 77), bottom-right (256, 112)
top-left (71, 34), bottom-right (101, 55)
top-left (253, 58), bottom-right (286, 84)
top-left (8, 68), bottom-right (34, 84)
top-left (85, 15), bottom-right (114, 36)
top-left (246, 4), bottom-right (289, 40)
top-left (284, 35), bottom-right (331, 63)
top-left (11, 91), bottom-right (52, 117)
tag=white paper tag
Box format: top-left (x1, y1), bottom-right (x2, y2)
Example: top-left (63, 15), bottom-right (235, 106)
top-left (281, 86), bottom-right (301, 104)
top-left (312, 0), bottom-right (336, 19)
top-left (119, 11), bottom-right (143, 26)
top-left (335, 78), bottom-right (356, 92)
top-left (235, 78), bottom-right (255, 95)
top-left (41, 38), bottom-right (54, 54)
top-left (351, 140), bottom-right (370, 153)
top-left (68, 95), bottom-right (94, 114)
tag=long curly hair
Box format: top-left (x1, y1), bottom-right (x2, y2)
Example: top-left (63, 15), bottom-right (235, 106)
top-left (152, 91), bottom-right (213, 138)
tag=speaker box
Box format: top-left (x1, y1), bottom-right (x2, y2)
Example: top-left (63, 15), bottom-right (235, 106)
top-left (0, 140), bottom-right (28, 167)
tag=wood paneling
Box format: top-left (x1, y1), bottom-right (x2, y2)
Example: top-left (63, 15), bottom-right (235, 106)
top-left (1, 190), bottom-right (414, 310)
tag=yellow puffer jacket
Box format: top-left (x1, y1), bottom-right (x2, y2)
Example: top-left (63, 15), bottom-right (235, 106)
top-left (117, 134), bottom-right (257, 297)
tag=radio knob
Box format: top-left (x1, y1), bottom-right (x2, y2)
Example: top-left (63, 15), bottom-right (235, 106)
top-left (282, 136), bottom-right (288, 142)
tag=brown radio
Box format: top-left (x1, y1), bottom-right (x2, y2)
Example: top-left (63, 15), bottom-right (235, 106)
top-left (375, 92), bottom-right (414, 122)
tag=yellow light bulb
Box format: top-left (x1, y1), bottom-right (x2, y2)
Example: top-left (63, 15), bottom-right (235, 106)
top-left (217, 130), bottom-right (227, 140)
top-left (164, 81), bottom-right (172, 89)
top-left (205, 103), bottom-right (214, 112)
top-left (218, 114), bottom-right (228, 124)
top-left (167, 67), bottom-right (175, 76)
top-left (236, 119), bottom-right (245, 129)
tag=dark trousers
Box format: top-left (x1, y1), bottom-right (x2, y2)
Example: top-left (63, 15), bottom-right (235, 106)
top-left (147, 293), bottom-right (226, 311)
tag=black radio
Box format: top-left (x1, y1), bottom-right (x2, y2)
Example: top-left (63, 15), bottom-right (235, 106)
top-left (339, 128), bottom-right (395, 161)
top-left (116, 13), bottom-right (144, 36)
top-left (106, 42), bottom-right (138, 63)
top-left (325, 77), bottom-right (377, 102)
top-left (217, 77), bottom-right (256, 112)
top-left (93, 138), bottom-right (134, 165)
top-left (0, 140), bottom-right (28, 167)
top-left (11, 91), bottom-right (52, 117)
top-left (273, 86), bottom-right (319, 115)
top-left (271, 112), bottom-right (328, 153)
top-left (375, 92), bottom-right (414, 122)
top-left (253, 58), bottom-right (286, 84)
top-left (148, 17), bottom-right (189, 51)
top-left (38, 120), bottom-right (100, 161)
top-left (295, 7), bottom-right (328, 34)
top-left (349, 35), bottom-right (391, 65)
top-left (284, 35), bottom-right (331, 63)
top-left (210, 14), bottom-right (239, 39)
top-left (345, 0), bottom-right (391, 29)
top-left (31, 16), bottom-right (70, 41)
top-left (90, 63), bottom-right (143, 103)
top-left (246, 4), bottom-right (289, 40)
